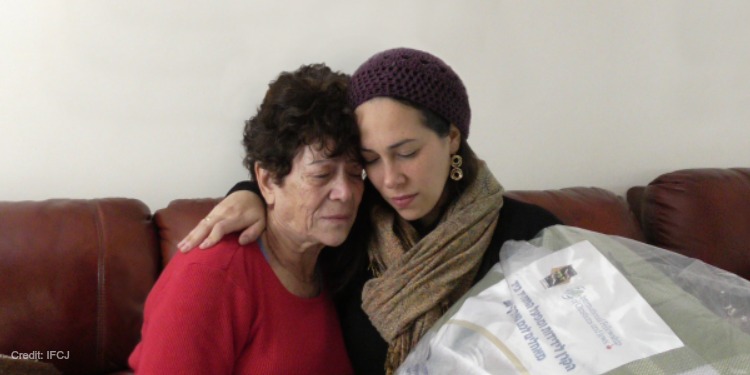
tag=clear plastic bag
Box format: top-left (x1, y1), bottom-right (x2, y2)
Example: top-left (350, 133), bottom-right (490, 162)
top-left (397, 225), bottom-right (750, 375)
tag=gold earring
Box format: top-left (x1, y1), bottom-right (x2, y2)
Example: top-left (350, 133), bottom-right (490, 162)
top-left (450, 154), bottom-right (463, 181)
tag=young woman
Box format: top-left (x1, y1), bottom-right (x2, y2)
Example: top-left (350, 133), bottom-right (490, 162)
top-left (178, 48), bottom-right (561, 375)
top-left (130, 64), bottom-right (361, 374)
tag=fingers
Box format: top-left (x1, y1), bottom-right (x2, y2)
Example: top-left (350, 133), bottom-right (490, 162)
top-left (178, 221), bottom-right (211, 253)
top-left (176, 190), bottom-right (266, 252)
top-left (238, 221), bottom-right (264, 245)
top-left (182, 215), bottom-right (257, 251)
top-left (199, 221), bottom-right (229, 249)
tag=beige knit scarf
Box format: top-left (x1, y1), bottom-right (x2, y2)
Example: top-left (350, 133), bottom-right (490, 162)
top-left (362, 161), bottom-right (504, 374)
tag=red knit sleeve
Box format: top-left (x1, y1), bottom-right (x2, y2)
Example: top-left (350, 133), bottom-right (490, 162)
top-left (129, 261), bottom-right (252, 374)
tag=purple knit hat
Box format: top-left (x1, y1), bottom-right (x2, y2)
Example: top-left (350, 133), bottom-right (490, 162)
top-left (348, 47), bottom-right (471, 138)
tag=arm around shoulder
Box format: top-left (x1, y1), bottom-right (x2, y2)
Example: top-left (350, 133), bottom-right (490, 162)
top-left (178, 181), bottom-right (266, 252)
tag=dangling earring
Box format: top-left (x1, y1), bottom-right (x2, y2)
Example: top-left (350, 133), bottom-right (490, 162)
top-left (450, 154), bottom-right (463, 181)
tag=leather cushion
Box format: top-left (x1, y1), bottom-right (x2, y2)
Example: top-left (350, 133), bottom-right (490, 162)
top-left (0, 199), bottom-right (159, 374)
top-left (153, 198), bottom-right (221, 267)
top-left (639, 168), bottom-right (750, 280)
top-left (506, 187), bottom-right (645, 241)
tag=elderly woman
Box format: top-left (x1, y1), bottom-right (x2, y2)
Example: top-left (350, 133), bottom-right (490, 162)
top-left (128, 64), bottom-right (361, 374)
top-left (178, 48), bottom-right (562, 374)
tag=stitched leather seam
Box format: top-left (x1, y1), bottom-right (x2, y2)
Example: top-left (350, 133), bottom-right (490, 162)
top-left (93, 201), bottom-right (108, 368)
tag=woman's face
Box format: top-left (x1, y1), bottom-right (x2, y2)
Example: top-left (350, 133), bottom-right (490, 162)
top-left (356, 97), bottom-right (460, 226)
top-left (257, 143), bottom-right (364, 249)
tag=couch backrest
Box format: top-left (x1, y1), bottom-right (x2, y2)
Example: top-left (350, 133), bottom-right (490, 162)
top-left (153, 187), bottom-right (646, 267)
top-left (153, 198), bottom-right (222, 267)
top-left (627, 168), bottom-right (750, 280)
top-left (506, 187), bottom-right (645, 241)
top-left (0, 199), bottom-right (160, 374)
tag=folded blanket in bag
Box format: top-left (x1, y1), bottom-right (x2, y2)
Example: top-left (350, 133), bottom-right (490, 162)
top-left (397, 225), bottom-right (750, 375)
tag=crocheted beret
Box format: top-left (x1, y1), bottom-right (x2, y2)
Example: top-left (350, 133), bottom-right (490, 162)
top-left (348, 47), bottom-right (471, 138)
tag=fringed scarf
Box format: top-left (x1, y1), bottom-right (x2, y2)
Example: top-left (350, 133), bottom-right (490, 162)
top-left (362, 161), bottom-right (504, 374)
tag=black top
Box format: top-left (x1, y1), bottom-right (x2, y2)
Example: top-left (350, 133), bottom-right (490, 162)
top-left (229, 182), bottom-right (562, 374)
top-left (331, 197), bottom-right (561, 375)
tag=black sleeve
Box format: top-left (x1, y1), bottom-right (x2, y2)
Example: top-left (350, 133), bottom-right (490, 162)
top-left (475, 197), bottom-right (563, 281)
top-left (335, 263), bottom-right (388, 375)
top-left (227, 180), bottom-right (259, 196)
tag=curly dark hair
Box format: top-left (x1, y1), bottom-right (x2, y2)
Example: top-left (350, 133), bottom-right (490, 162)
top-left (243, 64), bottom-right (361, 182)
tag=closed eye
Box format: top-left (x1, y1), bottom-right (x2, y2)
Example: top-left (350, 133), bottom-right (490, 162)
top-left (363, 156), bottom-right (380, 165)
top-left (398, 150), bottom-right (418, 158)
top-left (347, 166), bottom-right (364, 178)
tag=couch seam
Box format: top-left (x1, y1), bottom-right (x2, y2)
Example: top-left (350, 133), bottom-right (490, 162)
top-left (93, 201), bottom-right (108, 369)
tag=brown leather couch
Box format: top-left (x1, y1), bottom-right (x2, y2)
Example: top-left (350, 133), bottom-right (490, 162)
top-left (1, 168), bottom-right (747, 374)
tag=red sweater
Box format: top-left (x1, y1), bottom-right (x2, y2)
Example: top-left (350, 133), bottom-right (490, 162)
top-left (129, 236), bottom-right (353, 375)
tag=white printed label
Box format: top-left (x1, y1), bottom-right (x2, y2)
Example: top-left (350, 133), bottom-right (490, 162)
top-left (398, 241), bottom-right (684, 375)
